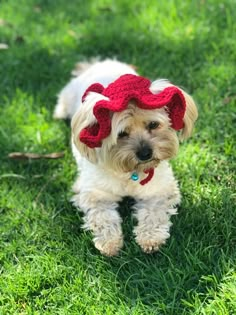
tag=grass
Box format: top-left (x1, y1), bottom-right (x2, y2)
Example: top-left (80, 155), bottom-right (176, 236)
top-left (0, 0), bottom-right (235, 314)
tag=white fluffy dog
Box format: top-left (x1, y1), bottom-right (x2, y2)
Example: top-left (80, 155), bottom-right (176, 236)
top-left (54, 59), bottom-right (198, 256)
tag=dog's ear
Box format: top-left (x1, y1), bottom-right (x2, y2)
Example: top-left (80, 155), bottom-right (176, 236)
top-left (179, 89), bottom-right (198, 140)
top-left (71, 110), bottom-right (97, 163)
top-left (150, 79), bottom-right (198, 139)
top-left (71, 92), bottom-right (106, 163)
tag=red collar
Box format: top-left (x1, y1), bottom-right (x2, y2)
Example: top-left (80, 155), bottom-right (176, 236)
top-left (140, 168), bottom-right (154, 185)
top-left (131, 168), bottom-right (154, 185)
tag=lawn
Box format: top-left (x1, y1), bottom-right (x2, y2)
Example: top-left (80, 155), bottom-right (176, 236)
top-left (0, 0), bottom-right (235, 314)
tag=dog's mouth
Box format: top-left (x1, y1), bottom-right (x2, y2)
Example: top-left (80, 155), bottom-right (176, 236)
top-left (135, 158), bottom-right (160, 172)
top-left (137, 158), bottom-right (155, 165)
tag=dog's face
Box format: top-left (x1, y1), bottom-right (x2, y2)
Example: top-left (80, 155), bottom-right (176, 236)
top-left (71, 80), bottom-right (198, 174)
top-left (100, 102), bottom-right (178, 173)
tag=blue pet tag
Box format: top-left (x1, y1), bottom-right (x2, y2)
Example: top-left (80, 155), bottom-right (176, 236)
top-left (131, 172), bottom-right (139, 181)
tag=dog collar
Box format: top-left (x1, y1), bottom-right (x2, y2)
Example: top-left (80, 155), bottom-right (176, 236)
top-left (131, 168), bottom-right (154, 186)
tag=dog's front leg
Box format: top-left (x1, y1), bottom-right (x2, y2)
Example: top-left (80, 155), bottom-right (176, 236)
top-left (133, 198), bottom-right (178, 253)
top-left (73, 191), bottom-right (123, 256)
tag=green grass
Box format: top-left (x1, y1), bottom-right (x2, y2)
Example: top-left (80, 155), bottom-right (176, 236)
top-left (0, 0), bottom-right (235, 314)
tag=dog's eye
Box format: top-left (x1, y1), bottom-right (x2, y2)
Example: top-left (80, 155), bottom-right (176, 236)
top-left (118, 131), bottom-right (129, 138)
top-left (148, 121), bottom-right (160, 130)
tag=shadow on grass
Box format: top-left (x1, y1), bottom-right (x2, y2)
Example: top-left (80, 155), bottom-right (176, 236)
top-left (0, 31), bottom-right (216, 100)
top-left (1, 1), bottom-right (232, 104)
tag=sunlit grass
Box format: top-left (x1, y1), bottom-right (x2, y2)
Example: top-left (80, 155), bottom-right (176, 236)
top-left (0, 0), bottom-right (235, 314)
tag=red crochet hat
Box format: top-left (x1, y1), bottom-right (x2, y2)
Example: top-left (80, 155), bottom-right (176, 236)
top-left (80, 74), bottom-right (186, 148)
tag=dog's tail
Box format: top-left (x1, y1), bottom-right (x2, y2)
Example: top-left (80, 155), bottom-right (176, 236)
top-left (53, 58), bottom-right (100, 120)
top-left (71, 57), bottom-right (100, 77)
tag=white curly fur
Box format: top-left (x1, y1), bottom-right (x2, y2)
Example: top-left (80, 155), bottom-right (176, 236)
top-left (54, 59), bottom-right (198, 256)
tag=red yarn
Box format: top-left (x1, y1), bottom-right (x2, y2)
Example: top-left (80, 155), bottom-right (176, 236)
top-left (80, 74), bottom-right (186, 148)
top-left (140, 168), bottom-right (154, 186)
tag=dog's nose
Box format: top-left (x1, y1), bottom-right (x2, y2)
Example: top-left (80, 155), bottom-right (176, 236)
top-left (136, 144), bottom-right (153, 161)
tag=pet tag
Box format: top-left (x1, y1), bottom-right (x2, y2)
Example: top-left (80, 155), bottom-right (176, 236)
top-left (131, 172), bottom-right (139, 181)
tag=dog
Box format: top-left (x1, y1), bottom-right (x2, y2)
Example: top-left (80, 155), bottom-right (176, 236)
top-left (54, 59), bottom-right (198, 256)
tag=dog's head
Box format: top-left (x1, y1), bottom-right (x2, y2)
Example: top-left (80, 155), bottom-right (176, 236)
top-left (71, 78), bottom-right (198, 173)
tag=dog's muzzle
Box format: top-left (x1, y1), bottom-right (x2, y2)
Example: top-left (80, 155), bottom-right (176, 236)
top-left (136, 143), bottom-right (153, 161)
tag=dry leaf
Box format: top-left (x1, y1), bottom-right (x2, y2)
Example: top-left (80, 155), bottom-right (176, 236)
top-left (68, 30), bottom-right (77, 38)
top-left (8, 152), bottom-right (64, 160)
top-left (34, 6), bottom-right (42, 13)
top-left (0, 19), bottom-right (6, 26)
top-left (0, 43), bottom-right (9, 50)
top-left (0, 19), bottom-right (12, 27)
top-left (0, 173), bottom-right (26, 179)
top-left (223, 96), bottom-right (236, 105)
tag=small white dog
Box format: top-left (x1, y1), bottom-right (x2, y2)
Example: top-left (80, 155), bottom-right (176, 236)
top-left (54, 59), bottom-right (198, 256)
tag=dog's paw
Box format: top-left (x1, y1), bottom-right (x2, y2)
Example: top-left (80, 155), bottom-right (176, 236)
top-left (94, 236), bottom-right (123, 256)
top-left (134, 226), bottom-right (170, 254)
top-left (136, 239), bottom-right (164, 253)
